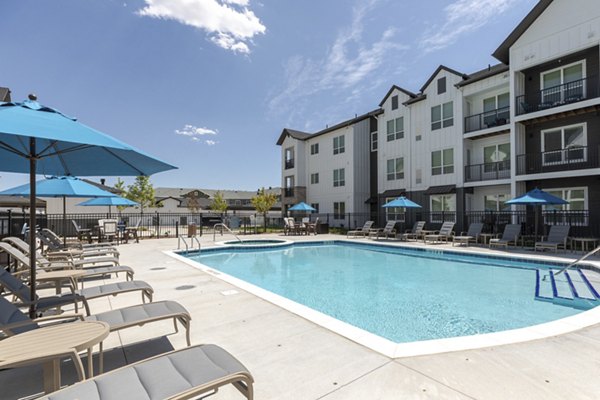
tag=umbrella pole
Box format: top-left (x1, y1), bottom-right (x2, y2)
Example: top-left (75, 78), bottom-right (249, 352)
top-left (28, 138), bottom-right (37, 319)
top-left (535, 206), bottom-right (539, 244)
top-left (63, 196), bottom-right (66, 246)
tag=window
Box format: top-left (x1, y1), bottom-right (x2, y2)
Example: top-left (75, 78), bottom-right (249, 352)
top-left (386, 117), bottom-right (404, 141)
top-left (284, 147), bottom-right (294, 169)
top-left (386, 157), bottom-right (404, 181)
top-left (333, 135), bottom-right (345, 155)
top-left (431, 101), bottom-right (453, 130)
top-left (310, 143), bottom-right (319, 155)
top-left (431, 148), bottom-right (454, 175)
top-left (483, 93), bottom-right (510, 126)
top-left (310, 173), bottom-right (319, 184)
top-left (371, 132), bottom-right (378, 151)
top-left (333, 168), bottom-right (345, 187)
top-left (391, 95), bottom-right (398, 110)
top-left (334, 202), bottom-right (345, 220)
top-left (415, 169), bottom-right (422, 184)
top-left (311, 203), bottom-right (319, 213)
top-left (541, 61), bottom-right (585, 104)
top-left (542, 124), bottom-right (587, 165)
top-left (284, 176), bottom-right (294, 197)
top-left (484, 194), bottom-right (510, 211)
top-left (430, 194), bottom-right (456, 222)
top-left (483, 143), bottom-right (510, 172)
top-left (437, 77), bottom-right (446, 94)
top-left (385, 197), bottom-right (405, 222)
top-left (543, 187), bottom-right (588, 226)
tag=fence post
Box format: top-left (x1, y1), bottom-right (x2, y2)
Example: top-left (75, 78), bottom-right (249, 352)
top-left (7, 210), bottom-right (12, 237)
top-left (175, 221), bottom-right (179, 238)
top-left (155, 211), bottom-right (160, 239)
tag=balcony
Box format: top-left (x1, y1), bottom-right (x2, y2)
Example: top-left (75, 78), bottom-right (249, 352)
top-left (464, 161), bottom-right (511, 182)
top-left (464, 107), bottom-right (510, 133)
top-left (516, 76), bottom-right (599, 116)
top-left (516, 145), bottom-right (600, 175)
top-left (285, 159), bottom-right (295, 169)
top-left (284, 188), bottom-right (294, 197)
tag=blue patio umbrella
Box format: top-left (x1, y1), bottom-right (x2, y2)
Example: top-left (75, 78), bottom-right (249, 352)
top-left (288, 202), bottom-right (317, 212)
top-left (382, 196), bottom-right (422, 208)
top-left (77, 196), bottom-right (139, 217)
top-left (506, 188), bottom-right (568, 243)
top-left (0, 96), bottom-right (176, 317)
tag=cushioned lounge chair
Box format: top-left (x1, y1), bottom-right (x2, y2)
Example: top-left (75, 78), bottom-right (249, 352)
top-left (535, 225), bottom-right (570, 252)
top-left (424, 222), bottom-right (455, 244)
top-left (35, 344), bottom-right (254, 400)
top-left (489, 224), bottom-right (521, 249)
top-left (347, 221), bottom-right (375, 238)
top-left (0, 268), bottom-right (152, 316)
top-left (0, 241), bottom-right (133, 282)
top-left (400, 221), bottom-right (426, 240)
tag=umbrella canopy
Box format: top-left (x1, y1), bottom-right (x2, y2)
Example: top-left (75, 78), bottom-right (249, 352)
top-left (0, 97), bottom-right (176, 317)
top-left (77, 196), bottom-right (138, 207)
top-left (382, 196), bottom-right (422, 208)
top-left (288, 202), bottom-right (316, 211)
top-left (0, 176), bottom-right (115, 198)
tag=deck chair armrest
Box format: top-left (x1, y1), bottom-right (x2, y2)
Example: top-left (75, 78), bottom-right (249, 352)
top-left (1, 313), bottom-right (84, 334)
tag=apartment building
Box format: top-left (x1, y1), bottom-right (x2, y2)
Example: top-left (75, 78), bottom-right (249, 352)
top-left (278, 0), bottom-right (600, 235)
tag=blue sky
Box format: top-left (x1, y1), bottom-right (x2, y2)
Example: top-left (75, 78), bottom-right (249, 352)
top-left (0, 0), bottom-right (536, 191)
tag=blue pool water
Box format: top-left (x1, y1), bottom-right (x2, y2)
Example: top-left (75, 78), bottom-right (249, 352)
top-left (190, 242), bottom-right (588, 343)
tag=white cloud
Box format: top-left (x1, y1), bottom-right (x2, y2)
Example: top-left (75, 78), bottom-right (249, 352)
top-left (137, 0), bottom-right (265, 54)
top-left (420, 0), bottom-right (518, 52)
top-left (268, 0), bottom-right (407, 124)
top-left (176, 125), bottom-right (219, 145)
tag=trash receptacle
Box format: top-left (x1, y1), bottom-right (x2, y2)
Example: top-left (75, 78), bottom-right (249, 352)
top-left (188, 223), bottom-right (197, 237)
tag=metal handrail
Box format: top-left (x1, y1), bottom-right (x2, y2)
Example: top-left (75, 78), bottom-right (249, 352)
top-left (213, 223), bottom-right (242, 242)
top-left (177, 235), bottom-right (189, 253)
top-left (192, 236), bottom-right (201, 252)
top-left (554, 246), bottom-right (600, 276)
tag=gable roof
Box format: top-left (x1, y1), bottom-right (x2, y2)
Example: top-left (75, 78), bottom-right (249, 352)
top-left (276, 128), bottom-right (311, 146)
top-left (378, 85), bottom-right (416, 106)
top-left (419, 65), bottom-right (467, 93)
top-left (455, 64), bottom-right (509, 87)
top-left (403, 94), bottom-right (427, 106)
top-left (492, 0), bottom-right (553, 64)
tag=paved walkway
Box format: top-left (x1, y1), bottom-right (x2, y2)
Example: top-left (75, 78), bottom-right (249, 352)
top-left (2, 234), bottom-right (600, 399)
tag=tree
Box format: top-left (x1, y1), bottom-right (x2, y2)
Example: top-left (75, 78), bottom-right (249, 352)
top-left (251, 187), bottom-right (278, 233)
top-left (127, 176), bottom-right (156, 213)
top-left (210, 191), bottom-right (228, 214)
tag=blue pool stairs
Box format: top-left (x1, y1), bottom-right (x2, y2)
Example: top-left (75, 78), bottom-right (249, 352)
top-left (536, 268), bottom-right (600, 310)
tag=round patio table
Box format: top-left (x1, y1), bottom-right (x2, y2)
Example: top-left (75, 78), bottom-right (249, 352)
top-left (570, 237), bottom-right (599, 253)
top-left (0, 321), bottom-right (109, 394)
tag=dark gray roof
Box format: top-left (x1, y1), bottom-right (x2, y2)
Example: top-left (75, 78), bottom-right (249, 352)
top-left (276, 129), bottom-right (311, 146)
top-left (0, 87), bottom-right (11, 102)
top-left (419, 65), bottom-right (467, 93)
top-left (155, 187), bottom-right (280, 200)
top-left (456, 64), bottom-right (509, 87)
top-left (403, 94), bottom-right (427, 106)
top-left (492, 0), bottom-right (553, 64)
top-left (0, 195), bottom-right (46, 208)
top-left (276, 109), bottom-right (383, 145)
top-left (423, 185), bottom-right (456, 195)
top-left (378, 85), bottom-right (417, 107)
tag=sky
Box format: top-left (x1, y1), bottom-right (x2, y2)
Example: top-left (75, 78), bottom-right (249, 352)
top-left (0, 0), bottom-right (537, 191)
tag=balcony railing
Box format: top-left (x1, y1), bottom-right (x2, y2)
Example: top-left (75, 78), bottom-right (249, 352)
top-left (516, 76), bottom-right (598, 115)
top-left (464, 160), bottom-right (511, 182)
top-left (516, 145), bottom-right (599, 175)
top-left (285, 159), bottom-right (295, 169)
top-left (284, 188), bottom-right (294, 197)
top-left (464, 107), bottom-right (510, 133)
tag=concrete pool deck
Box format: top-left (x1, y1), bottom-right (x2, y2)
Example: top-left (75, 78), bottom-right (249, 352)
top-left (3, 233), bottom-right (600, 399)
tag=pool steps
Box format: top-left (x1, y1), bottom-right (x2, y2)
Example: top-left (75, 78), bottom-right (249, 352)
top-left (536, 268), bottom-right (600, 309)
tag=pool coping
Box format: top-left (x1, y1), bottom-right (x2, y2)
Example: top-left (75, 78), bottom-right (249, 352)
top-left (165, 239), bottom-right (600, 359)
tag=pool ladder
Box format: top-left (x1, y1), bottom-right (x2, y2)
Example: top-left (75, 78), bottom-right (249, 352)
top-left (213, 223), bottom-right (242, 243)
top-left (554, 246), bottom-right (600, 276)
top-left (178, 235), bottom-right (201, 254)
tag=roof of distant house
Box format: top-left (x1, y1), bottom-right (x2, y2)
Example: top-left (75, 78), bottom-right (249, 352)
top-left (154, 187), bottom-right (281, 200)
top-left (455, 64), bottom-right (509, 87)
top-left (0, 195), bottom-right (46, 208)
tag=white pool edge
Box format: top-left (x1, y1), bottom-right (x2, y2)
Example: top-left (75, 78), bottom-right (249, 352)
top-left (164, 242), bottom-right (600, 359)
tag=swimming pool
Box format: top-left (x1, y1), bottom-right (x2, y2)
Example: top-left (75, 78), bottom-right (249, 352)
top-left (174, 241), bottom-right (600, 355)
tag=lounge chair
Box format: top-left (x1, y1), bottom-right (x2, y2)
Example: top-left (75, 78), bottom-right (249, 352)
top-left (370, 221), bottom-right (397, 240)
top-left (0, 295), bottom-right (192, 346)
top-left (400, 221), bottom-right (426, 240)
top-left (347, 221), bottom-right (375, 238)
top-left (535, 225), bottom-right (570, 252)
top-left (38, 228), bottom-right (120, 258)
top-left (35, 344), bottom-right (254, 400)
top-left (453, 222), bottom-right (484, 246)
top-left (0, 241), bottom-right (134, 282)
top-left (424, 222), bottom-right (455, 244)
top-left (489, 224), bottom-right (521, 249)
top-left (0, 268), bottom-right (153, 316)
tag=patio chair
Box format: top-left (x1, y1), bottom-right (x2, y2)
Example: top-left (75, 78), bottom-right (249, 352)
top-left (35, 344), bottom-right (254, 400)
top-left (0, 295), bottom-right (192, 346)
top-left (535, 225), bottom-right (570, 252)
top-left (347, 221), bottom-right (375, 238)
top-left (38, 229), bottom-right (120, 258)
top-left (0, 241), bottom-right (134, 282)
top-left (371, 221), bottom-right (397, 240)
top-left (453, 222), bottom-right (484, 245)
top-left (71, 220), bottom-right (92, 243)
top-left (124, 219), bottom-right (141, 243)
top-left (489, 224), bottom-right (521, 249)
top-left (305, 217), bottom-right (320, 235)
top-left (0, 267), bottom-right (153, 316)
top-left (99, 219), bottom-right (118, 243)
top-left (424, 222), bottom-right (455, 244)
top-left (288, 218), bottom-right (306, 235)
top-left (400, 221), bottom-right (426, 240)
